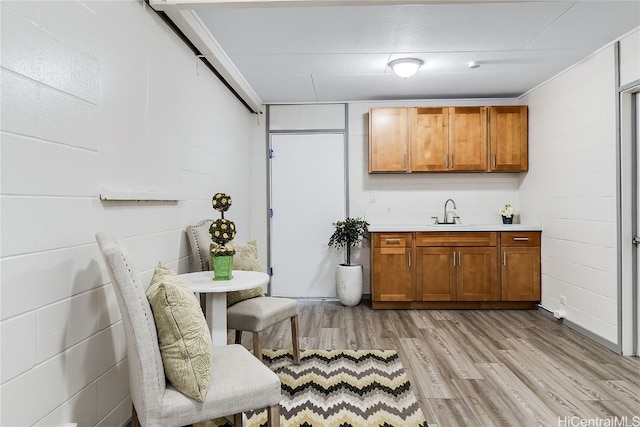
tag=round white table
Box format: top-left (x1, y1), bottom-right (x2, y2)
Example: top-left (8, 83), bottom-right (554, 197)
top-left (177, 270), bottom-right (270, 347)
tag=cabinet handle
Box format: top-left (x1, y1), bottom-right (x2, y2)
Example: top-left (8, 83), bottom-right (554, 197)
top-left (450, 154), bottom-right (454, 168)
top-left (503, 251), bottom-right (506, 266)
top-left (452, 251), bottom-right (456, 266)
top-left (385, 239), bottom-right (401, 244)
top-left (492, 153), bottom-right (496, 168)
top-left (445, 154), bottom-right (449, 168)
top-left (513, 237), bottom-right (529, 241)
top-left (408, 250), bottom-right (411, 267)
top-left (458, 251), bottom-right (461, 266)
top-left (403, 153), bottom-right (407, 169)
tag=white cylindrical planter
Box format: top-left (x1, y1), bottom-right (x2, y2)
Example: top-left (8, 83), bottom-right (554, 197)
top-left (336, 264), bottom-right (363, 306)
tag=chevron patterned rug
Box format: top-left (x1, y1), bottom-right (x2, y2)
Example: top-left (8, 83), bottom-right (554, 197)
top-left (197, 349), bottom-right (428, 427)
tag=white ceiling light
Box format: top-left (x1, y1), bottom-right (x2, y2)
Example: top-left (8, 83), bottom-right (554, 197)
top-left (389, 58), bottom-right (423, 78)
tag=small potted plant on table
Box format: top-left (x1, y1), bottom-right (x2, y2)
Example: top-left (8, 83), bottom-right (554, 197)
top-left (209, 193), bottom-right (237, 280)
top-left (328, 217), bottom-right (369, 306)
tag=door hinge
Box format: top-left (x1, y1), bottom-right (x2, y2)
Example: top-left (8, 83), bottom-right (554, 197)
top-left (269, 208), bottom-right (274, 218)
top-left (269, 267), bottom-right (273, 275)
top-left (633, 236), bottom-right (640, 246)
top-left (269, 149), bottom-right (275, 158)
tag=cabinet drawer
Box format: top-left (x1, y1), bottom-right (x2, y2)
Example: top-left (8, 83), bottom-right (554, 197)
top-left (416, 232), bottom-right (497, 247)
top-left (373, 233), bottom-right (412, 247)
top-left (500, 232), bottom-right (540, 247)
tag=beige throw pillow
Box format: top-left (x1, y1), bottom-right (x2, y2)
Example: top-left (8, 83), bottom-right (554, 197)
top-left (226, 240), bottom-right (264, 306)
top-left (146, 262), bottom-right (212, 402)
top-left (232, 240), bottom-right (262, 271)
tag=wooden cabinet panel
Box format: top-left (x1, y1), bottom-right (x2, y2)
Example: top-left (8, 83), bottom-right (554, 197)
top-left (416, 231), bottom-right (497, 247)
top-left (500, 230), bottom-right (541, 301)
top-left (500, 231), bottom-right (540, 247)
top-left (411, 107), bottom-right (449, 171)
top-left (371, 232), bottom-right (413, 301)
top-left (448, 107), bottom-right (487, 171)
top-left (456, 247), bottom-right (499, 301)
top-left (501, 248), bottom-right (540, 301)
top-left (369, 108), bottom-right (409, 172)
top-left (416, 247), bottom-right (456, 301)
top-left (373, 233), bottom-right (412, 247)
top-left (489, 106), bottom-right (528, 172)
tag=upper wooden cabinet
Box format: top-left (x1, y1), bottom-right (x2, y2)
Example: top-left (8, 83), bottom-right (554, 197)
top-left (369, 108), bottom-right (409, 172)
top-left (369, 105), bottom-right (527, 173)
top-left (410, 107), bottom-right (449, 171)
top-left (489, 106), bottom-right (528, 172)
top-left (448, 106), bottom-right (488, 171)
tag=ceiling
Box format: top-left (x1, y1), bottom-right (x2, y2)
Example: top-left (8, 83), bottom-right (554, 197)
top-left (171, 1), bottom-right (640, 105)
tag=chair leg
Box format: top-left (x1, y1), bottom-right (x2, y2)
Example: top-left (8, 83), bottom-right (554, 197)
top-left (233, 413), bottom-right (243, 427)
top-left (291, 315), bottom-right (300, 365)
top-left (199, 293), bottom-right (206, 315)
top-left (131, 403), bottom-right (141, 427)
top-left (252, 332), bottom-right (263, 361)
top-left (267, 404), bottom-right (280, 427)
top-left (235, 330), bottom-right (243, 345)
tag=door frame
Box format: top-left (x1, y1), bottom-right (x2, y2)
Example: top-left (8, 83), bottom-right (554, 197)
top-left (618, 77), bottom-right (640, 356)
top-left (264, 104), bottom-right (350, 296)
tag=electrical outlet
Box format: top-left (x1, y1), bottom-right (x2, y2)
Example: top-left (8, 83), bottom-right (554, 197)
top-left (559, 295), bottom-right (566, 305)
top-left (370, 193), bottom-right (377, 203)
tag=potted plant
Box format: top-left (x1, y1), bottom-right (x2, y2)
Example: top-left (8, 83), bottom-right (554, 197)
top-left (209, 193), bottom-right (237, 280)
top-left (499, 203), bottom-right (515, 224)
top-left (328, 217), bottom-right (369, 306)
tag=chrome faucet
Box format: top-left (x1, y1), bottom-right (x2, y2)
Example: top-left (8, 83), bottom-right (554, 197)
top-left (432, 199), bottom-right (458, 224)
top-left (443, 198), bottom-right (457, 224)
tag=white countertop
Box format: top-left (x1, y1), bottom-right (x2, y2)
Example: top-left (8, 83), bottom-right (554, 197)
top-left (368, 223), bottom-right (542, 232)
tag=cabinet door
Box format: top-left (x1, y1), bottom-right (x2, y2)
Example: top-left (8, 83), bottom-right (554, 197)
top-left (410, 107), bottom-right (449, 171)
top-left (448, 107), bottom-right (487, 171)
top-left (456, 247), bottom-right (499, 301)
top-left (416, 247), bottom-right (456, 301)
top-left (501, 247), bottom-right (540, 301)
top-left (369, 108), bottom-right (409, 172)
top-left (372, 247), bottom-right (413, 301)
top-left (489, 106), bottom-right (528, 171)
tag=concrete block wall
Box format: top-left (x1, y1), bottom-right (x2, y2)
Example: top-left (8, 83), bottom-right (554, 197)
top-left (0, 1), bottom-right (263, 425)
top-left (520, 29), bottom-right (640, 346)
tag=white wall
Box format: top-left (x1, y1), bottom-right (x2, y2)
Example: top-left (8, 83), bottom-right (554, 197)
top-left (519, 35), bottom-right (635, 345)
top-left (347, 99), bottom-right (527, 294)
top-left (0, 1), bottom-right (265, 426)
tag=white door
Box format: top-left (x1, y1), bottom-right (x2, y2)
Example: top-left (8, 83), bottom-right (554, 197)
top-left (269, 133), bottom-right (346, 297)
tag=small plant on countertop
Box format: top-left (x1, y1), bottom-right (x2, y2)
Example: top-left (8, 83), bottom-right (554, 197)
top-left (499, 203), bottom-right (515, 218)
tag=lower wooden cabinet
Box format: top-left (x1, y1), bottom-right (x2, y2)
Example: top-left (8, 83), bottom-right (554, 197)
top-left (500, 232), bottom-right (541, 301)
top-left (371, 233), bottom-right (413, 302)
top-left (371, 230), bottom-right (540, 309)
top-left (456, 247), bottom-right (499, 301)
top-left (416, 247), bottom-right (456, 301)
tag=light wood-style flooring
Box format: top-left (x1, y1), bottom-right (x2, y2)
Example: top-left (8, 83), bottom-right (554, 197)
top-left (232, 300), bottom-right (639, 427)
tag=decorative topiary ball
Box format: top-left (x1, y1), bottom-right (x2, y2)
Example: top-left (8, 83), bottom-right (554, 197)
top-left (212, 193), bottom-right (232, 212)
top-left (209, 218), bottom-right (236, 245)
